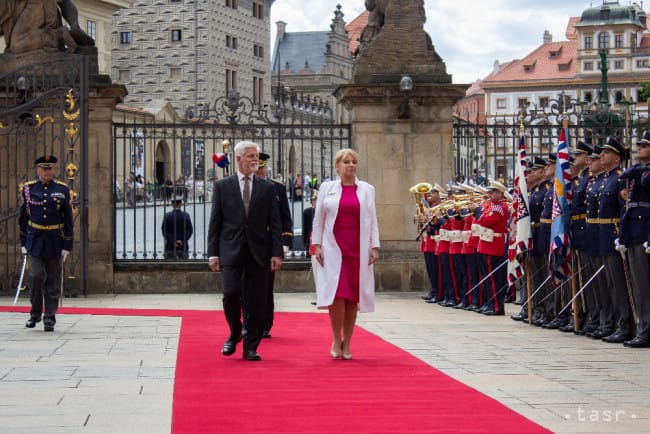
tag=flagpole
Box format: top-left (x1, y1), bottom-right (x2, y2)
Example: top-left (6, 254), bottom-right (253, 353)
top-left (561, 116), bottom-right (580, 332)
top-left (526, 255), bottom-right (533, 325)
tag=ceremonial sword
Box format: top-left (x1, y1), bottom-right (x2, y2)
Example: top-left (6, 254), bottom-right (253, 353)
top-left (13, 254), bottom-right (27, 306)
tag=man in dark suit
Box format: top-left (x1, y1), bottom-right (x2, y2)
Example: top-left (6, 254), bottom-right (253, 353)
top-left (208, 141), bottom-right (283, 361)
top-left (162, 196), bottom-right (193, 259)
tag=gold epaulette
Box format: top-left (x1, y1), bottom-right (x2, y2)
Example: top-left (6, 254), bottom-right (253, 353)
top-left (282, 232), bottom-right (293, 236)
top-left (54, 179), bottom-right (69, 187)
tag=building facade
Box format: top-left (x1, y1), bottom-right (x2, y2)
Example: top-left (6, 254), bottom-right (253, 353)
top-left (111, 0), bottom-right (274, 114)
top-left (464, 1), bottom-right (650, 180)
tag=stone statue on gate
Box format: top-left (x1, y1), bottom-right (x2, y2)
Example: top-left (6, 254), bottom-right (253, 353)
top-left (353, 0), bottom-right (450, 84)
top-left (0, 0), bottom-right (94, 54)
top-left (358, 0), bottom-right (428, 54)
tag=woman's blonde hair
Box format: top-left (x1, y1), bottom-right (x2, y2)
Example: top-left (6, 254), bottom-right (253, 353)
top-left (334, 148), bottom-right (359, 165)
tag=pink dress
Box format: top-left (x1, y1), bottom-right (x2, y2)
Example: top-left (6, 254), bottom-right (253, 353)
top-left (333, 184), bottom-right (360, 302)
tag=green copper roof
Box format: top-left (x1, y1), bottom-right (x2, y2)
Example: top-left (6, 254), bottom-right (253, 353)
top-left (574, 1), bottom-right (646, 28)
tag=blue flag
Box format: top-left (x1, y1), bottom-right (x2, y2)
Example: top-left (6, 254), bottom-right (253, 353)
top-left (549, 128), bottom-right (572, 286)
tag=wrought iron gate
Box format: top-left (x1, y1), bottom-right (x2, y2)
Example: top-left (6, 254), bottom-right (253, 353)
top-left (113, 91), bottom-right (351, 261)
top-left (0, 57), bottom-right (89, 295)
top-left (453, 97), bottom-right (645, 185)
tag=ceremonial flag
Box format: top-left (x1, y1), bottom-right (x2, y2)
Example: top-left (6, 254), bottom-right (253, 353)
top-left (549, 128), bottom-right (572, 286)
top-left (507, 136), bottom-right (532, 284)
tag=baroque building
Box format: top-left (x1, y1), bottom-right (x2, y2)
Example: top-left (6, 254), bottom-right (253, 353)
top-left (457, 1), bottom-right (650, 181)
top-left (270, 5), bottom-right (356, 125)
top-left (111, 0), bottom-right (274, 114)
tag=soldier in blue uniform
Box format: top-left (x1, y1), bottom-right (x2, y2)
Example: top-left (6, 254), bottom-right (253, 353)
top-left (534, 155), bottom-right (557, 327)
top-left (19, 155), bottom-right (74, 332)
top-left (584, 146), bottom-right (614, 338)
top-left (512, 156), bottom-right (548, 323)
top-left (597, 137), bottom-right (634, 343)
top-left (562, 142), bottom-right (598, 334)
top-left (255, 152), bottom-right (292, 338)
top-left (618, 131), bottom-right (650, 347)
top-left (162, 196), bottom-right (193, 259)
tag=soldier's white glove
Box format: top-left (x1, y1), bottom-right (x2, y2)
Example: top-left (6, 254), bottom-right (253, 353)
top-left (614, 238), bottom-right (627, 253)
top-left (283, 245), bottom-right (289, 257)
top-left (62, 250), bottom-right (70, 262)
top-left (21, 246), bottom-right (27, 255)
top-left (644, 241), bottom-right (650, 254)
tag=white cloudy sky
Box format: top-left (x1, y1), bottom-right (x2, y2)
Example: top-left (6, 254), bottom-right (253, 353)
top-left (270, 0), bottom-right (601, 84)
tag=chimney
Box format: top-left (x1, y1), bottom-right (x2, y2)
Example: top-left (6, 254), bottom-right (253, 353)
top-left (276, 21), bottom-right (287, 40)
top-left (543, 30), bottom-right (552, 44)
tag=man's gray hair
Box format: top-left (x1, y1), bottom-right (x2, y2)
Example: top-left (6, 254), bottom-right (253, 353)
top-left (234, 140), bottom-right (260, 157)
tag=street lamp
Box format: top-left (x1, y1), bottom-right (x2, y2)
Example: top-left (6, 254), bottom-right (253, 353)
top-left (398, 75), bottom-right (413, 119)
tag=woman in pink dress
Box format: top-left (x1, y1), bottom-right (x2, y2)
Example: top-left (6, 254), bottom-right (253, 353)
top-left (312, 149), bottom-right (380, 360)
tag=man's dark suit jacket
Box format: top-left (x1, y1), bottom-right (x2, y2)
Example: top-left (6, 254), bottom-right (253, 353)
top-left (208, 173), bottom-right (282, 266)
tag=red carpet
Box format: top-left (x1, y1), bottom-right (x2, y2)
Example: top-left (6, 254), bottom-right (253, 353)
top-left (1, 305), bottom-right (550, 433)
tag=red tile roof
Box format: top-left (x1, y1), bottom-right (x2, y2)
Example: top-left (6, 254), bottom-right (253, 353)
top-left (346, 10), bottom-right (369, 54)
top-left (482, 40), bottom-right (577, 84)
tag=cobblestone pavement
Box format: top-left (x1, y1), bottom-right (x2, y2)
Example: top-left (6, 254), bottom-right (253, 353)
top-left (1, 292), bottom-right (649, 433)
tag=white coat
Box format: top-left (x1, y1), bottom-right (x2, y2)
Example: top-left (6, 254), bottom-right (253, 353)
top-left (311, 178), bottom-right (380, 312)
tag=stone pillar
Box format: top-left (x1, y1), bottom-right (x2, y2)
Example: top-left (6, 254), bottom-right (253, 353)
top-left (334, 0), bottom-right (468, 291)
top-left (85, 83), bottom-right (127, 292)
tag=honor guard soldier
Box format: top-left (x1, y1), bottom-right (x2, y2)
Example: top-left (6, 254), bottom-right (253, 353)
top-left (584, 146), bottom-right (614, 338)
top-left (618, 131), bottom-right (650, 347)
top-left (535, 154), bottom-right (566, 328)
top-left (421, 185), bottom-right (442, 303)
top-left (563, 142), bottom-right (597, 334)
top-left (255, 152), bottom-right (293, 338)
top-left (476, 179), bottom-right (510, 315)
top-left (435, 192), bottom-right (457, 306)
top-left (597, 137), bottom-right (634, 343)
top-left (19, 155), bottom-right (74, 332)
top-left (511, 157), bottom-right (546, 322)
top-left (162, 196), bottom-right (193, 259)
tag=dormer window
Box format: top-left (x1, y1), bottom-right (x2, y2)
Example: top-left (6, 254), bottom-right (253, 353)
top-left (600, 6), bottom-right (610, 21)
top-left (523, 60), bottom-right (536, 72)
top-left (549, 47), bottom-right (562, 58)
top-left (558, 59), bottom-right (572, 71)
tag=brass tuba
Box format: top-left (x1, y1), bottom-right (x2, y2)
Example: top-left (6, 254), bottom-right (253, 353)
top-left (410, 182), bottom-right (433, 227)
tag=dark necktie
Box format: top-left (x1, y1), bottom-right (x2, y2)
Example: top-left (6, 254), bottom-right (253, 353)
top-left (243, 176), bottom-right (251, 215)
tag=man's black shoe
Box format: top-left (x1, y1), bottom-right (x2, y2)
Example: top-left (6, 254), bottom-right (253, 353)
top-left (262, 331), bottom-right (272, 339)
top-left (513, 299), bottom-right (524, 305)
top-left (542, 317), bottom-right (567, 330)
top-left (44, 323), bottom-right (55, 332)
top-left (504, 296), bottom-right (514, 303)
top-left (425, 298), bottom-right (438, 304)
top-left (453, 303), bottom-right (467, 309)
top-left (421, 295), bottom-right (433, 301)
top-left (589, 329), bottom-right (611, 339)
top-left (464, 304), bottom-right (477, 311)
top-left (483, 310), bottom-right (504, 316)
top-left (242, 351), bottom-right (262, 361)
top-left (602, 331), bottom-right (633, 343)
top-left (221, 335), bottom-right (242, 356)
top-left (623, 336), bottom-right (650, 348)
top-left (25, 317), bottom-right (41, 328)
top-left (510, 313), bottom-right (527, 322)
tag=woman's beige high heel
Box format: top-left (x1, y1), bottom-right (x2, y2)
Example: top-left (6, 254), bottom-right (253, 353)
top-left (341, 342), bottom-right (352, 360)
top-left (330, 342), bottom-right (342, 359)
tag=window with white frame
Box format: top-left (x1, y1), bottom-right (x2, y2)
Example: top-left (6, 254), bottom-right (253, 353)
top-left (86, 20), bottom-right (96, 41)
top-left (496, 98), bottom-right (506, 109)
